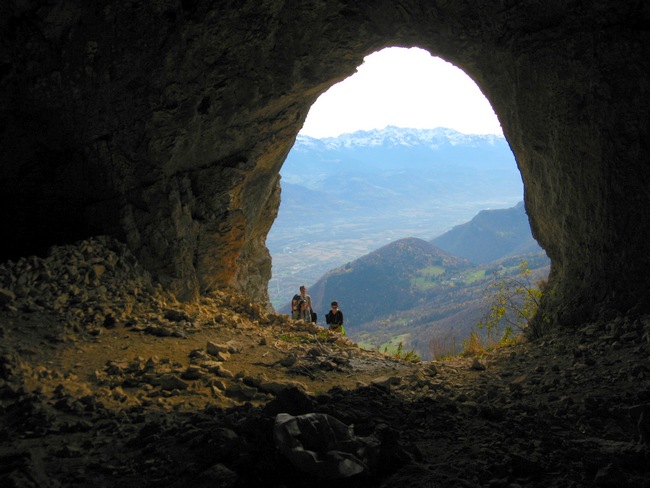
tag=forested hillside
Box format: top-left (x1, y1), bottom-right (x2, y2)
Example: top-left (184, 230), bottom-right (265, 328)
top-left (431, 201), bottom-right (541, 263)
top-left (301, 237), bottom-right (548, 360)
top-left (304, 237), bottom-right (469, 325)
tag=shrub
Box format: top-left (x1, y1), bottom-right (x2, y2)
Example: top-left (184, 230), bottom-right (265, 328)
top-left (474, 260), bottom-right (547, 345)
top-left (385, 341), bottom-right (420, 362)
top-left (428, 333), bottom-right (461, 360)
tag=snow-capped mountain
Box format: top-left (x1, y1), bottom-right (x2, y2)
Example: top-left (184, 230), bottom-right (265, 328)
top-left (293, 126), bottom-right (504, 152)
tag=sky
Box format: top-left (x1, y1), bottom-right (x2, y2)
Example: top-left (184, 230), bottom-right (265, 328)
top-left (299, 47), bottom-right (503, 138)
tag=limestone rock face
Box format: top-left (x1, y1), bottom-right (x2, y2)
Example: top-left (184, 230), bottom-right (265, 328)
top-left (1, 2), bottom-right (649, 323)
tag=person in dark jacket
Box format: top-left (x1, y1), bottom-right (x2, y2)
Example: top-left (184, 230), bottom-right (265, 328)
top-left (325, 301), bottom-right (344, 334)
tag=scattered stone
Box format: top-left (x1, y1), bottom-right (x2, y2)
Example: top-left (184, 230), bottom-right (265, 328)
top-left (145, 325), bottom-right (172, 337)
top-left (195, 463), bottom-right (238, 487)
top-left (509, 374), bottom-right (527, 391)
top-left (211, 380), bottom-right (227, 391)
top-left (164, 308), bottom-right (191, 323)
top-left (426, 363), bottom-right (439, 376)
top-left (335, 337), bottom-right (353, 348)
top-left (470, 358), bottom-right (486, 371)
top-left (371, 376), bottom-right (402, 389)
top-left (307, 347), bottom-right (321, 357)
top-left (189, 349), bottom-right (210, 361)
top-left (159, 375), bottom-right (189, 391)
top-left (106, 361), bottom-right (129, 375)
top-left (280, 355), bottom-right (297, 367)
top-left (102, 315), bottom-right (117, 328)
top-left (258, 380), bottom-right (308, 395)
top-left (0, 288), bottom-right (16, 306)
top-left (225, 382), bottom-right (258, 400)
top-left (112, 386), bottom-right (127, 402)
top-left (214, 351), bottom-right (231, 362)
top-left (215, 366), bottom-right (234, 379)
top-left (199, 360), bottom-right (223, 374)
top-left (181, 366), bottom-right (205, 380)
top-left (207, 341), bottom-right (229, 356)
top-left (274, 413), bottom-right (380, 479)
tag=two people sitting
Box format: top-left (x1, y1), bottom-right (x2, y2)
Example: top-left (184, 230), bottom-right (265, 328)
top-left (291, 287), bottom-right (345, 335)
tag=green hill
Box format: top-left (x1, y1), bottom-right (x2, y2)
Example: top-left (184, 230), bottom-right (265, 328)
top-left (283, 203), bottom-right (551, 361)
top-left (353, 251), bottom-right (550, 360)
top-left (304, 241), bottom-right (549, 361)
top-left (305, 237), bottom-right (470, 328)
top-left (431, 201), bottom-right (541, 263)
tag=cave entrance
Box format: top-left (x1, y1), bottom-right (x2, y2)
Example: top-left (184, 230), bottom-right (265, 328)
top-left (267, 47), bottom-right (546, 360)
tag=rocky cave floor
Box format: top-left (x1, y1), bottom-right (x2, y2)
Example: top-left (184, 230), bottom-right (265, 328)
top-left (0, 237), bottom-right (649, 487)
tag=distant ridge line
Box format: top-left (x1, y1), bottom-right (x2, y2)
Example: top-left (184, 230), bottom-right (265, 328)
top-left (295, 126), bottom-right (504, 150)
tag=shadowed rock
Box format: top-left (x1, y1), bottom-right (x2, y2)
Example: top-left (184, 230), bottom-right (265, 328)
top-left (1, 2), bottom-right (649, 327)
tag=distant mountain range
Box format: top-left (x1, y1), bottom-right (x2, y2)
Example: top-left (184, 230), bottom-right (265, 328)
top-left (283, 127), bottom-right (520, 209)
top-left (280, 202), bottom-right (549, 360)
top-left (291, 126), bottom-right (505, 154)
top-left (268, 126), bottom-right (524, 309)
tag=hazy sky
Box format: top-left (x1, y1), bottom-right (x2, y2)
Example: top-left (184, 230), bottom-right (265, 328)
top-left (299, 47), bottom-right (502, 138)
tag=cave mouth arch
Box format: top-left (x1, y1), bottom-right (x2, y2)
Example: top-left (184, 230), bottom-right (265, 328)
top-left (1, 2), bottom-right (648, 331)
top-left (268, 47), bottom-right (551, 360)
top-left (269, 46), bottom-right (523, 309)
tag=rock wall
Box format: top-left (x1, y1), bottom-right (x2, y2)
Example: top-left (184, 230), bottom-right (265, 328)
top-left (1, 1), bottom-right (649, 325)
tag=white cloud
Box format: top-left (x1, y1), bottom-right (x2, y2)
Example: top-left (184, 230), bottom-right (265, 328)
top-left (299, 47), bottom-right (502, 138)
